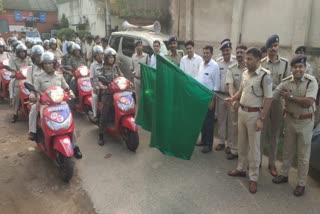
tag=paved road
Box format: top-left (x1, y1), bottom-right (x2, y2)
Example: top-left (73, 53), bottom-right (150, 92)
top-left (74, 114), bottom-right (320, 214)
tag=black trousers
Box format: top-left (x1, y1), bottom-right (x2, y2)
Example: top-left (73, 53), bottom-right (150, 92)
top-left (99, 94), bottom-right (113, 134)
top-left (201, 108), bottom-right (215, 148)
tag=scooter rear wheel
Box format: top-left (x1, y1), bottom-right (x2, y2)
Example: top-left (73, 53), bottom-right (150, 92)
top-left (57, 154), bottom-right (74, 182)
top-left (124, 129), bottom-right (139, 152)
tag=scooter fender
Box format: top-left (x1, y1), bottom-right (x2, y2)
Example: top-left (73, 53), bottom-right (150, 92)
top-left (121, 115), bottom-right (138, 132)
top-left (53, 135), bottom-right (74, 158)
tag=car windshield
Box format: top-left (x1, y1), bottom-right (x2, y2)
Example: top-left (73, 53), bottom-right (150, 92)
top-left (26, 31), bottom-right (40, 38)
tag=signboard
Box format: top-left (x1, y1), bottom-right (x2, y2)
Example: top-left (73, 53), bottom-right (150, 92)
top-left (14, 11), bottom-right (23, 22)
top-left (39, 12), bottom-right (46, 23)
top-left (14, 10), bottom-right (47, 23)
top-left (9, 25), bottom-right (24, 32)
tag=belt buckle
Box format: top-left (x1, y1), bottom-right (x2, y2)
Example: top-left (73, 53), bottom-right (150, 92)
top-left (243, 106), bottom-right (248, 112)
top-left (291, 113), bottom-right (300, 119)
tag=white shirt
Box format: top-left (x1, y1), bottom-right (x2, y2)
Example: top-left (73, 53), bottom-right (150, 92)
top-left (180, 53), bottom-right (202, 78)
top-left (150, 52), bottom-right (164, 69)
top-left (195, 59), bottom-right (220, 91)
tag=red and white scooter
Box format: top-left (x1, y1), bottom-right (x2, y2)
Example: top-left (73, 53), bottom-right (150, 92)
top-left (16, 66), bottom-right (32, 117)
top-left (87, 76), bottom-right (139, 151)
top-left (0, 59), bottom-right (12, 100)
top-left (24, 82), bottom-right (75, 182)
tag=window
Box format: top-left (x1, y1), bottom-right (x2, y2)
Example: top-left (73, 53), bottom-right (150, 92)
top-left (122, 36), bottom-right (135, 57)
top-left (109, 36), bottom-right (120, 52)
top-left (0, 19), bottom-right (9, 33)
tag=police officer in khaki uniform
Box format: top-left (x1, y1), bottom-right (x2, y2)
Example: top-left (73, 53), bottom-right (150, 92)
top-left (226, 48), bottom-right (272, 194)
top-left (225, 44), bottom-right (247, 160)
top-left (10, 43), bottom-right (32, 122)
top-left (130, 40), bottom-right (150, 112)
top-left (272, 55), bottom-right (318, 197)
top-left (294, 46), bottom-right (313, 75)
top-left (261, 34), bottom-right (290, 177)
top-left (89, 45), bottom-right (104, 120)
top-left (30, 52), bottom-right (82, 159)
top-left (49, 38), bottom-right (63, 62)
top-left (165, 36), bottom-right (183, 66)
top-left (216, 39), bottom-right (236, 153)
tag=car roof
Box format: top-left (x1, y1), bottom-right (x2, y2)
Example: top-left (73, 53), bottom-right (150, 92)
top-left (111, 31), bottom-right (170, 44)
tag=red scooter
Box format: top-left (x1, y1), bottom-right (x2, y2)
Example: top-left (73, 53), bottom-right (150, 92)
top-left (15, 66), bottom-right (32, 118)
top-left (24, 82), bottom-right (75, 182)
top-left (0, 59), bottom-right (11, 100)
top-left (87, 76), bottom-right (139, 151)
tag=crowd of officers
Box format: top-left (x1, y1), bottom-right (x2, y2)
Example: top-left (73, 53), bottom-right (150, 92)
top-left (1, 32), bottom-right (319, 197)
top-left (143, 35), bottom-right (318, 196)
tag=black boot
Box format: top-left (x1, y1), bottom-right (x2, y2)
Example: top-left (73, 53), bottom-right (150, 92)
top-left (98, 133), bottom-right (105, 146)
top-left (73, 146), bottom-right (82, 159)
top-left (11, 114), bottom-right (18, 123)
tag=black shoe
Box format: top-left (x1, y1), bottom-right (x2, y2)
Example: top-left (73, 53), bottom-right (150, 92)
top-left (201, 146), bottom-right (212, 153)
top-left (11, 114), bottom-right (18, 123)
top-left (98, 139), bottom-right (105, 146)
top-left (227, 153), bottom-right (238, 160)
top-left (196, 142), bottom-right (206, 147)
top-left (272, 175), bottom-right (288, 184)
top-left (73, 146), bottom-right (82, 159)
top-left (28, 132), bottom-right (36, 141)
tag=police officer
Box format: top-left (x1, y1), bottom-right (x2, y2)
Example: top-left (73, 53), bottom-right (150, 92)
top-left (226, 48), bottom-right (272, 194)
top-left (294, 46), bottom-right (313, 75)
top-left (165, 36), bottom-right (183, 66)
top-left (27, 45), bottom-right (45, 140)
top-left (89, 45), bottom-right (104, 120)
top-left (49, 38), bottom-right (63, 62)
top-left (10, 43), bottom-right (32, 123)
top-left (30, 52), bottom-right (82, 159)
top-left (97, 48), bottom-right (124, 146)
top-left (261, 34), bottom-right (290, 177)
top-left (130, 40), bottom-right (150, 111)
top-left (85, 35), bottom-right (94, 66)
top-left (43, 40), bottom-right (50, 52)
top-left (0, 40), bottom-right (9, 62)
top-left (216, 39), bottom-right (236, 153)
top-left (225, 44), bottom-right (247, 160)
top-left (25, 38), bottom-right (33, 56)
top-left (61, 41), bottom-right (75, 84)
top-left (272, 55), bottom-right (318, 197)
top-left (69, 43), bottom-right (86, 96)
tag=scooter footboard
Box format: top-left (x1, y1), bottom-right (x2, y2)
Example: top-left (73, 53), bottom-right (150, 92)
top-left (53, 135), bottom-right (74, 157)
top-left (121, 115), bottom-right (138, 131)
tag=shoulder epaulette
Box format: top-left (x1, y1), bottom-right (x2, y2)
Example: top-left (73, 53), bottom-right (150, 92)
top-left (216, 56), bottom-right (223, 62)
top-left (261, 67), bottom-right (270, 74)
top-left (304, 73), bottom-right (316, 81)
top-left (228, 63), bottom-right (238, 70)
top-left (260, 57), bottom-right (267, 63)
top-left (280, 57), bottom-right (288, 62)
top-left (282, 76), bottom-right (292, 82)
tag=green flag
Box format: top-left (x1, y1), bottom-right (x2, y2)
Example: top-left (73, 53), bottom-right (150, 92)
top-left (150, 55), bottom-right (213, 160)
top-left (135, 64), bottom-right (156, 131)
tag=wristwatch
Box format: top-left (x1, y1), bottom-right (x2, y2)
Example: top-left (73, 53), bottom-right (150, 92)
top-left (289, 95), bottom-right (294, 99)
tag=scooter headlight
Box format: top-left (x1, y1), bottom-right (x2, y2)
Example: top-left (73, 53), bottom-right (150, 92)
top-left (45, 113), bottom-right (72, 131)
top-left (115, 77), bottom-right (128, 90)
top-left (79, 67), bottom-right (89, 76)
top-left (47, 88), bottom-right (64, 103)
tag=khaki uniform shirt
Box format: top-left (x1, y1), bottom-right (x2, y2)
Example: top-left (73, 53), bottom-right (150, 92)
top-left (226, 62), bottom-right (246, 92)
top-left (273, 74), bottom-right (318, 115)
top-left (165, 50), bottom-right (183, 66)
top-left (217, 56), bottom-right (236, 93)
top-left (261, 55), bottom-right (290, 90)
top-left (239, 66), bottom-right (273, 107)
top-left (34, 72), bottom-right (69, 93)
top-left (10, 56), bottom-right (32, 71)
top-left (70, 56), bottom-right (86, 71)
top-left (130, 52), bottom-right (149, 77)
top-left (50, 49), bottom-right (63, 61)
top-left (26, 65), bottom-right (44, 84)
top-left (90, 60), bottom-right (103, 89)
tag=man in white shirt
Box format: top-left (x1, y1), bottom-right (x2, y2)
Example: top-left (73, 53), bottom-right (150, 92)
top-left (195, 45), bottom-right (220, 153)
top-left (180, 40), bottom-right (202, 78)
top-left (150, 40), bottom-right (163, 69)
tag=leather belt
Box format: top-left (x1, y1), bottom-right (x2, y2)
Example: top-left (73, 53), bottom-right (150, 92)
top-left (240, 105), bottom-right (261, 112)
top-left (134, 76), bottom-right (141, 80)
top-left (286, 111), bottom-right (313, 120)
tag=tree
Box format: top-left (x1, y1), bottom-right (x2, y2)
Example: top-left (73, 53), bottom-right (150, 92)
top-left (60, 14), bottom-right (69, 28)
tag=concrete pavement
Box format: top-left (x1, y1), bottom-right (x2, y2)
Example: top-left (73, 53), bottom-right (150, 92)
top-left (74, 114), bottom-right (320, 214)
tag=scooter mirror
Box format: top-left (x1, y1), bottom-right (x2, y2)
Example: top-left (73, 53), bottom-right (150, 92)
top-left (24, 81), bottom-right (38, 93)
top-left (98, 76), bottom-right (111, 85)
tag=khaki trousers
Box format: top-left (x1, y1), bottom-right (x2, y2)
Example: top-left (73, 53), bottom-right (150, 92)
top-left (229, 106), bottom-right (239, 155)
top-left (91, 92), bottom-right (99, 118)
top-left (237, 108), bottom-right (261, 182)
top-left (261, 99), bottom-right (283, 166)
top-left (280, 115), bottom-right (313, 186)
top-left (134, 78), bottom-right (140, 115)
top-left (29, 104), bottom-right (37, 133)
top-left (216, 97), bottom-right (230, 147)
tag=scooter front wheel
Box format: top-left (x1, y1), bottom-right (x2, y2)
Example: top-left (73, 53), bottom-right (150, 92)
top-left (123, 129), bottom-right (139, 152)
top-left (57, 153), bottom-right (74, 182)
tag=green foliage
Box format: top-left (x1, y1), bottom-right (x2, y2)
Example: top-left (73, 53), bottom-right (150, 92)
top-left (76, 30), bottom-right (90, 39)
top-left (60, 14), bottom-right (69, 28)
top-left (56, 28), bottom-right (74, 40)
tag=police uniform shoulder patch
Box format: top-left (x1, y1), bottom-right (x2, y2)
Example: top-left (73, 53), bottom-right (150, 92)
top-left (282, 76), bottom-right (292, 82)
top-left (304, 73), bottom-right (316, 81)
top-left (261, 67), bottom-right (270, 74)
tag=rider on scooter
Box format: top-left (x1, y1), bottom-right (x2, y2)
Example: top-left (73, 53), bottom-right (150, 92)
top-left (10, 43), bottom-right (32, 122)
top-left (90, 45), bottom-right (104, 120)
top-left (61, 41), bottom-right (75, 84)
top-left (69, 43), bottom-right (86, 98)
top-left (43, 40), bottom-right (50, 52)
top-left (49, 38), bottom-right (63, 62)
top-left (27, 45), bottom-right (45, 140)
top-left (97, 47), bottom-right (124, 146)
top-left (29, 52), bottom-right (82, 159)
top-left (0, 40), bottom-right (9, 62)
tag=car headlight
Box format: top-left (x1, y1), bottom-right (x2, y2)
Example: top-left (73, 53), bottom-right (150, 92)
top-left (48, 88), bottom-right (64, 103)
top-left (45, 114), bottom-right (72, 131)
top-left (79, 67), bottom-right (89, 76)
